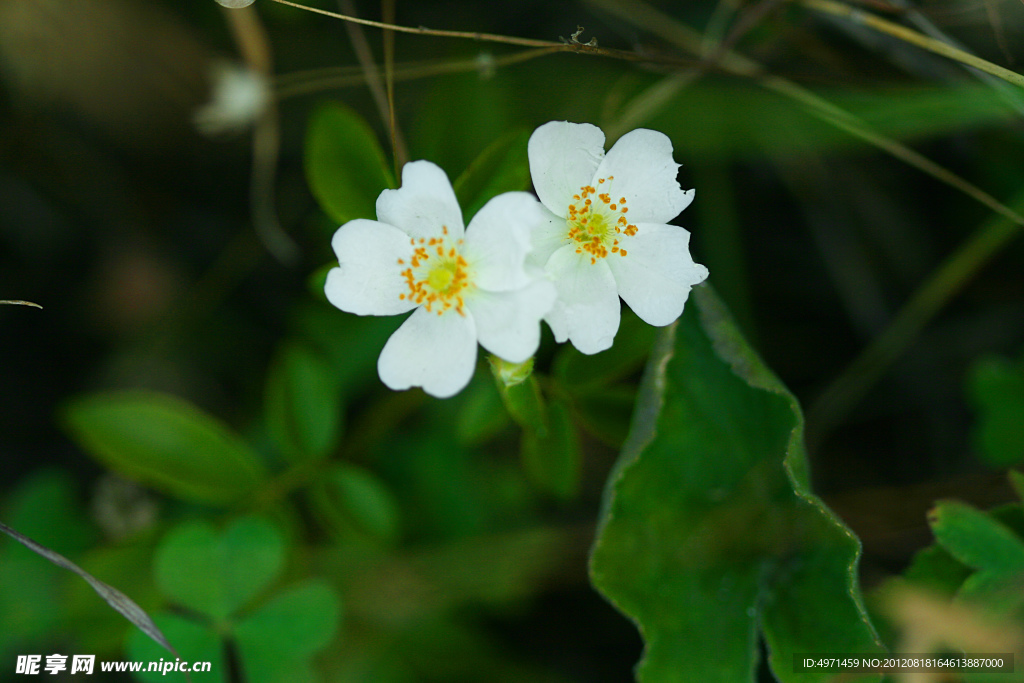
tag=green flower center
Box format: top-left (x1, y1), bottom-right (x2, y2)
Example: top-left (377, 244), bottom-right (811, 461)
top-left (565, 176), bottom-right (638, 264)
top-left (427, 261), bottom-right (458, 292)
top-left (397, 226), bottom-right (470, 316)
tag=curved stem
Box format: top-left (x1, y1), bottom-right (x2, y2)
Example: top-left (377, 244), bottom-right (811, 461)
top-left (801, 0), bottom-right (1024, 90)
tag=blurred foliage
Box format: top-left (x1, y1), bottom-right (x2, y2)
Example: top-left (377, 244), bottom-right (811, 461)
top-left (3, 0), bottom-right (1024, 681)
top-left (873, 497), bottom-right (1024, 682)
top-left (968, 350), bottom-right (1024, 468)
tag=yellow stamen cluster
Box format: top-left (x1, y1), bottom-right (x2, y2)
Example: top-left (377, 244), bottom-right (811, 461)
top-left (566, 176), bottom-right (637, 265)
top-left (397, 225), bottom-right (470, 316)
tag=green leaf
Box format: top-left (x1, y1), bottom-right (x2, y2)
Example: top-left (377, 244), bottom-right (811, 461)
top-left (452, 129), bottom-right (531, 222)
top-left (309, 463), bottom-right (402, 545)
top-left (521, 399), bottom-right (581, 500)
top-left (901, 544), bottom-right (972, 597)
top-left (233, 579), bottom-right (341, 683)
top-left (305, 102), bottom-right (394, 226)
top-left (154, 516), bottom-right (286, 621)
top-left (957, 569), bottom-right (1024, 618)
top-left (968, 353), bottom-right (1024, 467)
top-left (928, 500), bottom-right (1024, 575)
top-left (265, 342), bottom-right (342, 462)
top-left (590, 285), bottom-right (882, 683)
top-left (62, 390), bottom-right (267, 506)
top-left (127, 613), bottom-right (225, 683)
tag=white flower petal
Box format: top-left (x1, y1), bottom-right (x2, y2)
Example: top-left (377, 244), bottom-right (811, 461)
top-left (462, 192), bottom-right (541, 292)
top-left (526, 207), bottom-right (571, 271)
top-left (544, 246), bottom-right (620, 354)
top-left (377, 307), bottom-right (478, 398)
top-left (528, 121), bottom-right (605, 218)
top-left (595, 128), bottom-right (693, 225)
top-left (467, 280), bottom-right (556, 363)
top-left (376, 160), bottom-right (465, 241)
top-left (326, 219), bottom-right (418, 316)
top-left (606, 222), bottom-right (708, 327)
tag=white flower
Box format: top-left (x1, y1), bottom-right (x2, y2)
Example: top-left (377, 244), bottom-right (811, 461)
top-left (193, 61), bottom-right (269, 136)
top-left (325, 161), bottom-right (555, 398)
top-left (527, 121), bottom-right (709, 354)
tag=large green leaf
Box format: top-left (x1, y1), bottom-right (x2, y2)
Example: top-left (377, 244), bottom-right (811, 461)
top-left (590, 285), bottom-right (882, 682)
top-left (62, 391), bottom-right (267, 506)
top-left (305, 102), bottom-right (395, 227)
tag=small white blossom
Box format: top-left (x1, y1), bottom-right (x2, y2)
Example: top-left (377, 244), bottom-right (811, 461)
top-left (325, 161), bottom-right (555, 398)
top-left (527, 121), bottom-right (709, 354)
top-left (193, 61), bottom-right (269, 135)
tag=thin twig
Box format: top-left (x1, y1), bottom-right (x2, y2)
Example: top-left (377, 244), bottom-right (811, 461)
top-left (273, 47), bottom-right (568, 99)
top-left (337, 0), bottom-right (408, 169)
top-left (267, 0), bottom-right (648, 61)
top-left (382, 0), bottom-right (406, 172)
top-left (0, 300), bottom-right (42, 308)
